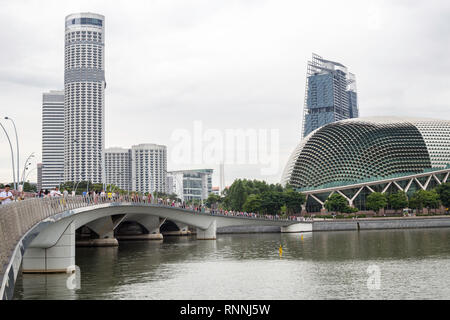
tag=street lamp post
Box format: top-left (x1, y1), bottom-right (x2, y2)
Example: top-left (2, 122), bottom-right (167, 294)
top-left (23, 167), bottom-right (37, 185)
top-left (4, 117), bottom-right (19, 195)
top-left (74, 180), bottom-right (82, 195)
top-left (68, 139), bottom-right (79, 195)
top-left (0, 121), bottom-right (16, 191)
top-left (20, 152), bottom-right (35, 189)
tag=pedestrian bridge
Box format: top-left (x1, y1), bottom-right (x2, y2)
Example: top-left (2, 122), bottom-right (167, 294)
top-left (0, 196), bottom-right (311, 299)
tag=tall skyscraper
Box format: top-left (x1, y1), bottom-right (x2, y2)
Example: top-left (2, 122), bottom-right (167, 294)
top-left (42, 90), bottom-right (64, 189)
top-left (64, 13), bottom-right (105, 184)
top-left (131, 144), bottom-right (167, 194)
top-left (104, 148), bottom-right (131, 191)
top-left (302, 53), bottom-right (359, 138)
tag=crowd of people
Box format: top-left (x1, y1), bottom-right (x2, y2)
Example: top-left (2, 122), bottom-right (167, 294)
top-left (1, 185), bottom-right (306, 221)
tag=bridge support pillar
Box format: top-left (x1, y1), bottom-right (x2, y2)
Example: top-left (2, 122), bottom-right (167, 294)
top-left (78, 216), bottom-right (120, 247)
top-left (196, 220), bottom-right (216, 240)
top-left (162, 222), bottom-right (190, 236)
top-left (117, 215), bottom-right (164, 240)
top-left (144, 217), bottom-right (164, 240)
top-left (177, 224), bottom-right (190, 236)
top-left (281, 223), bottom-right (313, 233)
top-left (23, 222), bottom-right (76, 274)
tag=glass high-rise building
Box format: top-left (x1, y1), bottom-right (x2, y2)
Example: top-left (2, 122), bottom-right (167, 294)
top-left (64, 13), bottom-right (105, 184)
top-left (302, 53), bottom-right (359, 138)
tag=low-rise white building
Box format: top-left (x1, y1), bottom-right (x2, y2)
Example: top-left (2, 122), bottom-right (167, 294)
top-left (166, 169), bottom-right (213, 202)
top-left (104, 147), bottom-right (131, 191)
top-left (104, 144), bottom-right (167, 194)
top-left (131, 144), bottom-right (167, 194)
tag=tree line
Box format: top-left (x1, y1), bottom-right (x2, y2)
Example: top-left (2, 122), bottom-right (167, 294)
top-left (205, 179), bottom-right (306, 215)
top-left (324, 183), bottom-right (450, 214)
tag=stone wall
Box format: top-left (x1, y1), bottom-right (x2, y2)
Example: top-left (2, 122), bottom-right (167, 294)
top-left (217, 225), bottom-right (281, 234)
top-left (313, 216), bottom-right (450, 231)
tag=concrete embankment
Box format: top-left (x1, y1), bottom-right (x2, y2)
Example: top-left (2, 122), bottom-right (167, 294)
top-left (215, 216), bottom-right (450, 234)
top-left (313, 216), bottom-right (450, 231)
top-left (217, 225), bottom-right (281, 234)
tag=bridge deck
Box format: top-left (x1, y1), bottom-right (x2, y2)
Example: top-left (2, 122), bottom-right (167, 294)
top-left (0, 195), bottom-right (305, 282)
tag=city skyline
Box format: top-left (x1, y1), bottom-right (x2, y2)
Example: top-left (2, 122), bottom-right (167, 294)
top-left (1, 1), bottom-right (450, 187)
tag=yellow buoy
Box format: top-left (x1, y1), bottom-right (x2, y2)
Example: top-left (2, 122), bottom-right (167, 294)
top-left (279, 244), bottom-right (283, 257)
top-left (301, 234), bottom-right (304, 241)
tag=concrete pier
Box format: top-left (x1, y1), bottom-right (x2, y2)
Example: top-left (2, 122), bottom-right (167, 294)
top-left (116, 233), bottom-right (163, 241)
top-left (76, 238), bottom-right (119, 247)
top-left (23, 222), bottom-right (76, 274)
top-left (281, 222), bottom-right (313, 233)
top-left (197, 220), bottom-right (217, 240)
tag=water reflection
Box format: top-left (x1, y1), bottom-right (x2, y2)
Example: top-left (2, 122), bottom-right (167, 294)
top-left (13, 228), bottom-right (450, 300)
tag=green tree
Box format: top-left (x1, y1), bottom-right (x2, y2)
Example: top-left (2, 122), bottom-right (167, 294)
top-left (423, 190), bottom-right (441, 210)
top-left (324, 194), bottom-right (349, 213)
top-left (168, 193), bottom-right (180, 201)
top-left (243, 194), bottom-right (263, 213)
top-left (436, 183), bottom-right (450, 208)
top-left (260, 191), bottom-right (284, 215)
top-left (227, 179), bottom-right (248, 211)
top-left (283, 188), bottom-right (306, 214)
top-left (187, 198), bottom-right (201, 206)
top-left (221, 178), bottom-right (307, 214)
top-left (366, 192), bottom-right (387, 213)
top-left (205, 193), bottom-right (221, 208)
top-left (409, 190), bottom-right (441, 213)
top-left (388, 191), bottom-right (408, 213)
top-left (22, 182), bottom-right (37, 192)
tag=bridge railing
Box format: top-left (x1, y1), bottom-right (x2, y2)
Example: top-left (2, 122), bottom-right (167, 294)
top-left (0, 196), bottom-right (93, 277)
top-left (1, 195), bottom-right (304, 277)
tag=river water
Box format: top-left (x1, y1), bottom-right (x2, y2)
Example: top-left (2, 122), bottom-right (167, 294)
top-left (13, 228), bottom-right (450, 299)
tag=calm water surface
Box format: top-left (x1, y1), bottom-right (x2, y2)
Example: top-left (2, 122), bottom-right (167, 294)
top-left (13, 228), bottom-right (450, 299)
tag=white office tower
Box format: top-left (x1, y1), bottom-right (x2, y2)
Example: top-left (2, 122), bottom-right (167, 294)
top-left (131, 144), bottom-right (167, 194)
top-left (42, 90), bottom-right (65, 189)
top-left (104, 148), bottom-right (131, 191)
top-left (37, 163), bottom-right (43, 191)
top-left (166, 169), bottom-right (213, 202)
top-left (64, 13), bottom-right (105, 183)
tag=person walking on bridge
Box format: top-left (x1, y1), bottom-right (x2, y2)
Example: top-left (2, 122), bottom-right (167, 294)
top-left (50, 186), bottom-right (62, 197)
top-left (0, 184), bottom-right (14, 205)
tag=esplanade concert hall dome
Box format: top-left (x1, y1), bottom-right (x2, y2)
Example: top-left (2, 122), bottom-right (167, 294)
top-left (282, 117), bottom-right (450, 190)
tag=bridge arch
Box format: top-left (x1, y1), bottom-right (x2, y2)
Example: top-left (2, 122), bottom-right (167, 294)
top-left (0, 198), bottom-right (310, 300)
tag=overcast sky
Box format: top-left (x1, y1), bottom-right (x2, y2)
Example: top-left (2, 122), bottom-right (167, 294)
top-left (1, 0), bottom-right (449, 187)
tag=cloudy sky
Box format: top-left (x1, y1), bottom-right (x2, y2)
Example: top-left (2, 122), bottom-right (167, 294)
top-left (0, 0), bottom-right (449, 187)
